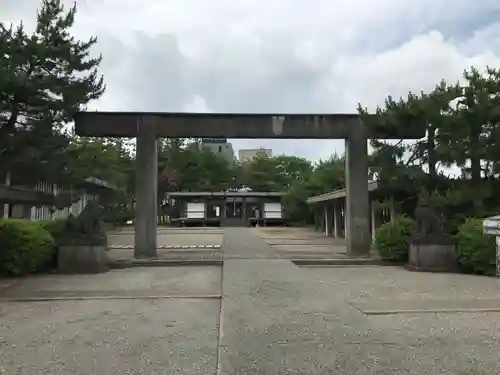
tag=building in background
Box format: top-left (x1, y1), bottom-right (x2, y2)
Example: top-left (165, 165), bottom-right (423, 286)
top-left (167, 191), bottom-right (286, 227)
top-left (1, 172), bottom-right (115, 221)
top-left (198, 138), bottom-right (236, 164)
top-left (238, 148), bottom-right (273, 162)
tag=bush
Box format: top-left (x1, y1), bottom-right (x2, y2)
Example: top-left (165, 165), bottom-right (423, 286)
top-left (374, 215), bottom-right (417, 262)
top-left (0, 219), bottom-right (55, 276)
top-left (38, 219), bottom-right (69, 268)
top-left (39, 219), bottom-right (68, 243)
top-left (456, 218), bottom-right (496, 276)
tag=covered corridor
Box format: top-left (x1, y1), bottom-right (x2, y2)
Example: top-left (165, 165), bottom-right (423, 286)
top-left (306, 181), bottom-right (413, 242)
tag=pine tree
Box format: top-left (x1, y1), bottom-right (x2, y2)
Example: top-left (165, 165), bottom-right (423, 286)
top-left (0, 0), bottom-right (105, 185)
top-left (439, 67), bottom-right (500, 213)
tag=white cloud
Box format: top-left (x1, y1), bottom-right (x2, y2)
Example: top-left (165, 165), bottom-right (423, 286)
top-left (2, 0), bottom-right (500, 161)
top-left (183, 96), bottom-right (212, 113)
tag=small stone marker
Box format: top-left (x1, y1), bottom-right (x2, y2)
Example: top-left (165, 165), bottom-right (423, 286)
top-left (483, 215), bottom-right (500, 277)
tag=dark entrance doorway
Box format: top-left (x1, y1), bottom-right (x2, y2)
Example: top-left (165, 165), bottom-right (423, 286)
top-left (225, 201), bottom-right (243, 219)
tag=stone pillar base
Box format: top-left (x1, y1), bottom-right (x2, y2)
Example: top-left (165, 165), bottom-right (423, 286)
top-left (58, 245), bottom-right (109, 274)
top-left (406, 241), bottom-right (459, 273)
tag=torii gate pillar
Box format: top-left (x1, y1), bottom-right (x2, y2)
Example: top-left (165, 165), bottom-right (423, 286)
top-left (134, 121), bottom-right (158, 258)
top-left (345, 122), bottom-right (371, 255)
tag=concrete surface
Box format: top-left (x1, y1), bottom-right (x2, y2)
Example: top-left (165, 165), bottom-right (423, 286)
top-left (0, 263), bottom-right (222, 374)
top-left (219, 228), bottom-right (500, 374)
top-left (107, 248), bottom-right (222, 262)
top-left (107, 233), bottom-right (223, 246)
top-left (1, 227), bottom-right (500, 374)
top-left (0, 266), bottom-right (221, 300)
top-left (0, 279), bottom-right (20, 291)
top-left (106, 227), bottom-right (224, 263)
top-left (254, 227), bottom-right (350, 259)
top-left (0, 299), bottom-right (220, 374)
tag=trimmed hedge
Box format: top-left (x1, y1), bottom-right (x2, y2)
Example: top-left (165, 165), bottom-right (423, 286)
top-left (374, 215), bottom-right (417, 262)
top-left (456, 218), bottom-right (496, 276)
top-left (39, 218), bottom-right (68, 243)
top-left (0, 219), bottom-right (55, 276)
top-left (38, 218), bottom-right (69, 268)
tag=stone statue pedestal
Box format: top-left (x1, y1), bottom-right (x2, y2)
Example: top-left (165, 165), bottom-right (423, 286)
top-left (406, 234), bottom-right (459, 273)
top-left (58, 245), bottom-right (109, 274)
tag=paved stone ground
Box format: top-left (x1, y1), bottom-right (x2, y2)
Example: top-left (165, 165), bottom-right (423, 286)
top-left (106, 227), bottom-right (352, 262)
top-left (1, 227), bottom-right (500, 374)
top-left (0, 266), bottom-right (221, 300)
top-left (107, 227), bottom-right (224, 262)
top-left (0, 299), bottom-right (220, 374)
top-left (220, 228), bottom-right (500, 374)
top-left (0, 265), bottom-right (221, 374)
top-left (254, 227), bottom-right (351, 259)
top-left (107, 227), bottom-right (224, 246)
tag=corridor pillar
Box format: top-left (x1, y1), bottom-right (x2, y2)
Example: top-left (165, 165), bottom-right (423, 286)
top-left (333, 201), bottom-right (341, 238)
top-left (371, 201), bottom-right (377, 243)
top-left (325, 204), bottom-right (333, 236)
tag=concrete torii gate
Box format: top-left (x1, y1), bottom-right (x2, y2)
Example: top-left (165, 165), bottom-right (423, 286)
top-left (74, 112), bottom-right (425, 258)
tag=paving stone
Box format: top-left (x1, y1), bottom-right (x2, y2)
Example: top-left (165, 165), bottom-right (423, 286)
top-left (218, 228), bottom-right (500, 374)
top-left (0, 299), bottom-right (220, 374)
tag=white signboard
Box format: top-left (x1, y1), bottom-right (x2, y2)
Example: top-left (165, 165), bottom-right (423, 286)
top-left (186, 202), bottom-right (205, 219)
top-left (263, 202), bottom-right (282, 219)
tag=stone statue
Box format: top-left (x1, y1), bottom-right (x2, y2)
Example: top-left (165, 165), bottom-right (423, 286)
top-left (57, 199), bottom-right (109, 274)
top-left (408, 196), bottom-right (457, 272)
top-left (61, 200), bottom-right (107, 246)
top-left (413, 197), bottom-right (443, 236)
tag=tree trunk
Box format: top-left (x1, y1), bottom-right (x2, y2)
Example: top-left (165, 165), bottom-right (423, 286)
top-left (469, 125), bottom-right (483, 213)
top-left (427, 125), bottom-right (437, 190)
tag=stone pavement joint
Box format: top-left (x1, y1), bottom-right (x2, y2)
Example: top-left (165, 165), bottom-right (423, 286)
top-left (0, 295), bottom-right (221, 302)
top-left (108, 244), bottom-right (222, 249)
top-left (362, 308), bottom-right (500, 315)
top-left (349, 297), bottom-right (500, 315)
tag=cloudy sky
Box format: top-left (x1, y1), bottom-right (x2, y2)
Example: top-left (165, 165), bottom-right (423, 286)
top-left (2, 0), bottom-right (500, 161)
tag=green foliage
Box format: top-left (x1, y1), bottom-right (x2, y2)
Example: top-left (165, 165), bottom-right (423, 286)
top-left (239, 154), bottom-right (313, 192)
top-left (282, 181), bottom-right (313, 223)
top-left (374, 215), bottom-right (417, 262)
top-left (64, 137), bottom-right (134, 221)
top-left (102, 201), bottom-right (134, 226)
top-left (358, 67), bottom-right (500, 219)
top-left (0, 0), bottom-right (105, 187)
top-left (38, 218), bottom-right (70, 268)
top-left (240, 153), bottom-right (283, 191)
top-left (180, 148), bottom-right (234, 191)
top-left (39, 219), bottom-right (68, 242)
top-left (0, 219), bottom-right (55, 276)
top-left (308, 155), bottom-right (345, 193)
top-left (282, 155), bottom-right (344, 223)
top-left (66, 138), bottom-right (133, 188)
top-left (456, 218), bottom-right (497, 276)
